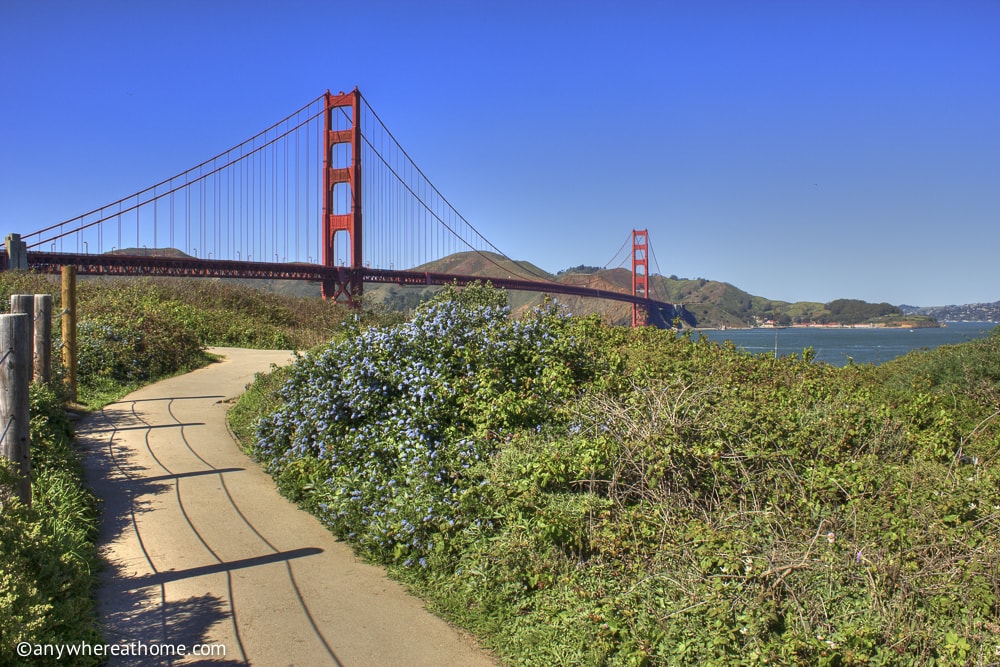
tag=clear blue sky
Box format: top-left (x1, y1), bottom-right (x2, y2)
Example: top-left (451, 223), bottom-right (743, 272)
top-left (2, 1), bottom-right (997, 306)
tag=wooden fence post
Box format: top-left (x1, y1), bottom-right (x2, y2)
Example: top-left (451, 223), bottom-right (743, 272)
top-left (34, 294), bottom-right (52, 384)
top-left (3, 233), bottom-right (28, 270)
top-left (0, 313), bottom-right (32, 506)
top-left (10, 294), bottom-right (34, 381)
top-left (61, 266), bottom-right (77, 402)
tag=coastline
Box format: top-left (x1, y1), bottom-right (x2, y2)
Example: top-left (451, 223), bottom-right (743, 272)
top-left (696, 321), bottom-right (995, 367)
top-left (697, 321), bottom-right (942, 332)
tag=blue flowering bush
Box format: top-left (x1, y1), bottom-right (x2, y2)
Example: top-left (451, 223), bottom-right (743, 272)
top-left (253, 283), bottom-right (599, 565)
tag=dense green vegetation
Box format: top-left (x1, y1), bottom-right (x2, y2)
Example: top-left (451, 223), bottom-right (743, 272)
top-left (1, 274), bottom-right (113, 663)
top-left (3, 270), bottom-right (996, 665)
top-left (820, 298), bottom-right (901, 324)
top-left (0, 384), bottom-right (102, 665)
top-left (1, 271), bottom-right (360, 664)
top-left (557, 265), bottom-right (604, 275)
top-left (238, 283), bottom-right (999, 666)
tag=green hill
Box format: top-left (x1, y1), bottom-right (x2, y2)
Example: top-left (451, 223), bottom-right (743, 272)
top-left (361, 253), bottom-right (937, 329)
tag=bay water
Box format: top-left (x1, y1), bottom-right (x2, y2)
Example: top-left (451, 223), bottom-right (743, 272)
top-left (699, 321), bottom-right (996, 367)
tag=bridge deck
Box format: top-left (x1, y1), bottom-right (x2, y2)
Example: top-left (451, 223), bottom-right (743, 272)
top-left (14, 251), bottom-right (675, 313)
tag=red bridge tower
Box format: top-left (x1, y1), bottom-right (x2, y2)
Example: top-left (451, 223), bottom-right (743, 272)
top-left (631, 229), bottom-right (649, 327)
top-left (321, 89), bottom-right (363, 305)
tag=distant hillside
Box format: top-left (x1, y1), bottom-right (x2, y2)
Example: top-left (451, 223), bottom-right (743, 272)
top-left (360, 252), bottom-right (689, 327)
top-left (100, 247), bottom-right (939, 328)
top-left (372, 253), bottom-right (938, 329)
top-left (99, 247), bottom-right (326, 298)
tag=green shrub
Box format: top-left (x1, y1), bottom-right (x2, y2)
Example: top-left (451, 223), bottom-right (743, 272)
top-left (238, 289), bottom-right (1000, 666)
top-left (77, 278), bottom-right (357, 350)
top-left (0, 272), bottom-right (58, 311)
top-left (77, 310), bottom-right (205, 384)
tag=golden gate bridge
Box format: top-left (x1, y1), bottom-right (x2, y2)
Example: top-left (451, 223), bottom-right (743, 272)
top-left (1, 88), bottom-right (672, 327)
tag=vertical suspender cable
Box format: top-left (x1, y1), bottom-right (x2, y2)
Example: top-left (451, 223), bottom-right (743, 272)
top-left (254, 144), bottom-right (259, 260)
top-left (271, 138), bottom-right (276, 260)
top-left (284, 127), bottom-right (289, 261)
top-left (295, 114), bottom-right (300, 262)
top-left (305, 119), bottom-right (310, 263)
top-left (253, 143), bottom-right (257, 260)
top-left (249, 145), bottom-right (254, 260)
top-left (405, 159), bottom-right (410, 268)
top-left (263, 138), bottom-right (267, 261)
top-left (421, 178), bottom-right (426, 265)
top-left (185, 183), bottom-right (191, 254)
top-left (380, 119), bottom-right (386, 268)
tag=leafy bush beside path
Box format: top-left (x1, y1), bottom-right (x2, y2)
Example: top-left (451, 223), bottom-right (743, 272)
top-left (244, 285), bottom-right (1000, 666)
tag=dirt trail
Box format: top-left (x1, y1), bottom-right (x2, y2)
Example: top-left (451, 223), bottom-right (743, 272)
top-left (80, 347), bottom-right (496, 666)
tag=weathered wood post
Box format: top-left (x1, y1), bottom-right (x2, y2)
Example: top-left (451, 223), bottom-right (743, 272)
top-left (10, 294), bottom-right (34, 381)
top-left (4, 233), bottom-right (28, 270)
top-left (34, 294), bottom-right (52, 384)
top-left (61, 266), bottom-right (77, 402)
top-left (0, 313), bottom-right (32, 506)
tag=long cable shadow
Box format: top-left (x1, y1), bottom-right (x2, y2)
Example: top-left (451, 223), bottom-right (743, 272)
top-left (106, 395), bottom-right (226, 404)
top-left (85, 422), bottom-right (206, 435)
top-left (82, 400), bottom-right (251, 666)
top-left (124, 547), bottom-right (323, 589)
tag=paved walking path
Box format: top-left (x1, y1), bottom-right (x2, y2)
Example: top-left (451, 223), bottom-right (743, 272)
top-left (80, 347), bottom-right (496, 666)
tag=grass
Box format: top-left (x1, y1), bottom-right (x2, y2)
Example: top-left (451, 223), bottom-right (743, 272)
top-left (228, 363), bottom-right (293, 449)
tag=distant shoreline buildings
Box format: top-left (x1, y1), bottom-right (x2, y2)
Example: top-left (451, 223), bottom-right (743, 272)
top-left (900, 301), bottom-right (1000, 323)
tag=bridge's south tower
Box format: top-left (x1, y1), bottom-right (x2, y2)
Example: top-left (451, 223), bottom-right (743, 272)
top-left (321, 89), bottom-right (363, 305)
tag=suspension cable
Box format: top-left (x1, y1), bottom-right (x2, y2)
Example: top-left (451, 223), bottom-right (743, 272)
top-left (358, 94), bottom-right (558, 285)
top-left (25, 95), bottom-right (323, 247)
top-left (29, 104), bottom-right (326, 249)
top-left (648, 236), bottom-right (665, 301)
top-left (603, 233), bottom-right (631, 270)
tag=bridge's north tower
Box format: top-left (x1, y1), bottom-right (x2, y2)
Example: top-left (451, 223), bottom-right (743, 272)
top-left (632, 229), bottom-right (649, 327)
top-left (321, 88), bottom-right (363, 305)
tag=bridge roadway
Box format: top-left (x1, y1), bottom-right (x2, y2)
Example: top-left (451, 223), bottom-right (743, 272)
top-left (19, 250), bottom-right (675, 313)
